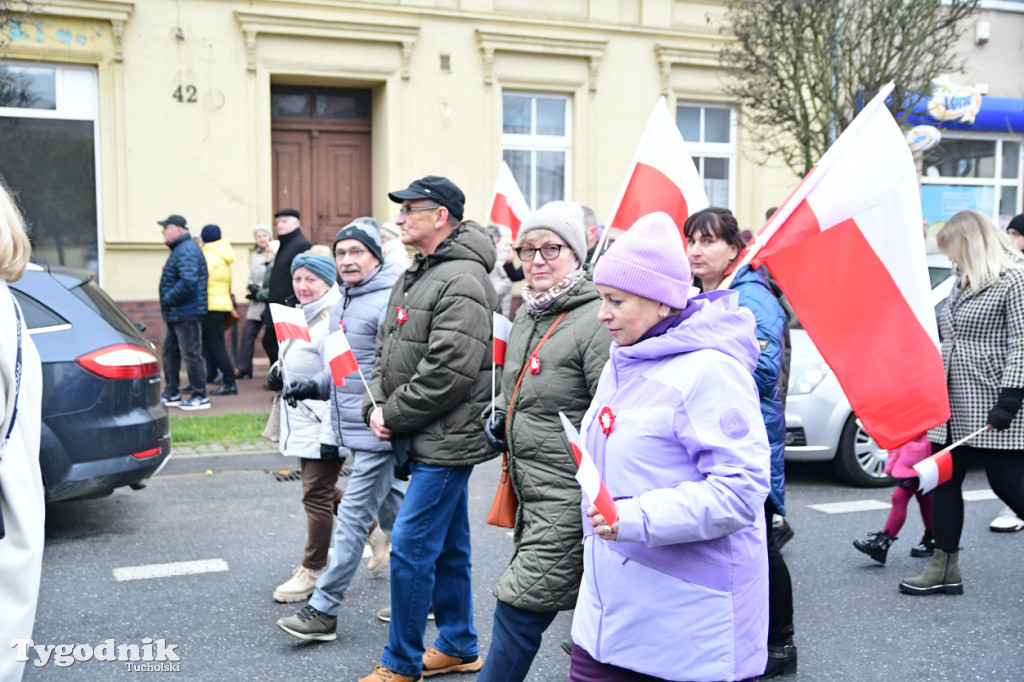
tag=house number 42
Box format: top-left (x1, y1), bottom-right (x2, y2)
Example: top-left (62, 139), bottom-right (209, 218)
top-left (173, 85), bottom-right (198, 103)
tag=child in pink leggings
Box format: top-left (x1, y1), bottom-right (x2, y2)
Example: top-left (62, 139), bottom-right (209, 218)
top-left (853, 434), bottom-right (934, 565)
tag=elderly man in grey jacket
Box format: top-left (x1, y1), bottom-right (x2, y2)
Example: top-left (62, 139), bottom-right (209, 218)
top-left (276, 217), bottom-right (406, 641)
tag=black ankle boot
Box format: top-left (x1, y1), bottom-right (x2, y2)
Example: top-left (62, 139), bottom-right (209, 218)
top-left (761, 643), bottom-right (797, 678)
top-left (910, 529), bottom-right (935, 557)
top-left (853, 531), bottom-right (895, 565)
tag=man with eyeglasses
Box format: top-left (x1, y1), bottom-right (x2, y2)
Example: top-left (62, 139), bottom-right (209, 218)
top-left (276, 216), bottom-right (408, 641)
top-left (359, 176), bottom-right (499, 682)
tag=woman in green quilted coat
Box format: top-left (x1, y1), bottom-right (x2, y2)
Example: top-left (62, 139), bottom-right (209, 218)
top-left (480, 201), bottom-right (611, 682)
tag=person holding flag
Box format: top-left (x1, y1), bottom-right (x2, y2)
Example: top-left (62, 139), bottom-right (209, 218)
top-left (571, 212), bottom-right (770, 682)
top-left (478, 201), bottom-right (610, 682)
top-left (683, 207), bottom-right (796, 677)
top-left (899, 210), bottom-right (1024, 596)
top-left (266, 251), bottom-right (343, 604)
top-left (276, 218), bottom-right (407, 641)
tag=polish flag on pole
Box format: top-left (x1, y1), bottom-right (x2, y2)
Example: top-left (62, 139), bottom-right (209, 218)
top-left (269, 303), bottom-right (311, 343)
top-left (489, 160), bottom-right (531, 240)
top-left (559, 412), bottom-right (617, 527)
top-left (739, 82), bottom-right (948, 449)
top-left (602, 97), bottom-right (709, 242)
top-left (492, 312), bottom-right (514, 366)
top-left (913, 426), bottom-right (988, 493)
top-left (324, 328), bottom-right (359, 387)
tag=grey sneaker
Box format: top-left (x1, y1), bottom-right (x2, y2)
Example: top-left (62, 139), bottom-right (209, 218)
top-left (160, 392), bottom-right (181, 406)
top-left (178, 394), bottom-right (211, 410)
top-left (277, 605), bottom-right (337, 641)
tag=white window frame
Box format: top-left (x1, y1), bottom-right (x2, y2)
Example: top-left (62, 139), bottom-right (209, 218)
top-left (0, 60), bottom-right (103, 281)
top-left (500, 91), bottom-right (573, 209)
top-left (919, 132), bottom-right (1023, 224)
top-left (675, 101), bottom-right (738, 211)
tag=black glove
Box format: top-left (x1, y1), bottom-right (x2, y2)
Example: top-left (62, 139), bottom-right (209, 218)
top-left (266, 365), bottom-right (284, 391)
top-left (987, 387), bottom-right (1024, 431)
top-left (483, 411), bottom-right (508, 453)
top-left (247, 283), bottom-right (260, 299)
top-left (284, 379), bottom-right (320, 406)
top-left (319, 443), bottom-right (343, 463)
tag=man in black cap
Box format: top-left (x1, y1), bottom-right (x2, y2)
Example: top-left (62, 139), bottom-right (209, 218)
top-left (261, 209), bottom-right (311, 368)
top-left (157, 214), bottom-right (210, 410)
top-left (359, 178), bottom-right (498, 682)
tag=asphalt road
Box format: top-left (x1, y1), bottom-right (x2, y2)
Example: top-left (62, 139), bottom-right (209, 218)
top-left (23, 456), bottom-right (1024, 681)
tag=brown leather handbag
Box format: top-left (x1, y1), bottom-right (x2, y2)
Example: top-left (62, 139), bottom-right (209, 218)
top-left (486, 311), bottom-right (568, 528)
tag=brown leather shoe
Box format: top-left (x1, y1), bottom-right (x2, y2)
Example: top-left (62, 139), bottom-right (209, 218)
top-left (421, 647), bottom-right (483, 677)
top-left (359, 664), bottom-right (422, 682)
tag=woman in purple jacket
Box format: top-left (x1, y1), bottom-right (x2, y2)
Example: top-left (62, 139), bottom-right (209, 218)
top-left (569, 212), bottom-right (771, 682)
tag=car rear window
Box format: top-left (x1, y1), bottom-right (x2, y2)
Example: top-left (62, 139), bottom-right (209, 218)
top-left (71, 281), bottom-right (145, 340)
top-left (11, 290), bottom-right (68, 331)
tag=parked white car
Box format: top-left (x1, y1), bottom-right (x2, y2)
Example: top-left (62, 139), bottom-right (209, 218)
top-left (783, 253), bottom-right (954, 487)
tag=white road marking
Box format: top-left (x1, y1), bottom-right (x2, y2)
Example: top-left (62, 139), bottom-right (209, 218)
top-left (809, 488), bottom-right (997, 514)
top-left (113, 558), bottom-right (229, 582)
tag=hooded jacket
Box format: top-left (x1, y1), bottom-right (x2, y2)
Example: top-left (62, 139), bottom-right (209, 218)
top-left (731, 264), bottom-right (788, 514)
top-left (494, 274), bottom-right (610, 612)
top-left (314, 260), bottom-right (404, 453)
top-left (159, 232), bottom-right (207, 321)
top-left (202, 238), bottom-right (235, 313)
top-left (363, 222), bottom-right (499, 467)
top-left (571, 291), bottom-right (770, 682)
top-left (278, 285), bottom-right (342, 458)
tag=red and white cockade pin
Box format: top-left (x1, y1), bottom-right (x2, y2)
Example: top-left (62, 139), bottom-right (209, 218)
top-left (528, 353), bottom-right (541, 374)
top-left (396, 307), bottom-right (408, 324)
top-left (337, 320), bottom-right (346, 332)
top-left (598, 406), bottom-right (615, 435)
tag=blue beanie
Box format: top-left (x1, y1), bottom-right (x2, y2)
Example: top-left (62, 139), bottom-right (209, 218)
top-left (291, 253), bottom-right (336, 286)
top-left (200, 224), bottom-right (221, 242)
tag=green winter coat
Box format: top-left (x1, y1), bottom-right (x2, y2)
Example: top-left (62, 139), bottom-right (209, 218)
top-left (495, 274), bottom-right (610, 611)
top-left (363, 221), bottom-right (499, 467)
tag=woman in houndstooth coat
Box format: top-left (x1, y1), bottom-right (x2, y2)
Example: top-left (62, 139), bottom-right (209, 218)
top-left (899, 210), bottom-right (1024, 596)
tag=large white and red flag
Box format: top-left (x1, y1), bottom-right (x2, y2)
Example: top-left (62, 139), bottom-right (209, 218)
top-left (604, 97), bottom-right (709, 240)
top-left (488, 160), bottom-right (531, 240)
top-left (324, 328), bottom-right (359, 387)
top-left (269, 303), bottom-right (310, 343)
top-left (747, 83), bottom-right (949, 449)
top-left (560, 412), bottom-right (617, 527)
top-left (492, 312), bottom-right (514, 366)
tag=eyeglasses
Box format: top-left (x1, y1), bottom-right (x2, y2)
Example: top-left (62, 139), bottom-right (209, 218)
top-left (515, 244), bottom-right (567, 261)
top-left (334, 247), bottom-right (367, 260)
top-left (399, 204), bottom-right (441, 215)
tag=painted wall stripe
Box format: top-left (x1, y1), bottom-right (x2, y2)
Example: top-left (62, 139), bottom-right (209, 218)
top-left (809, 488), bottom-right (997, 514)
top-left (113, 558), bottom-right (229, 582)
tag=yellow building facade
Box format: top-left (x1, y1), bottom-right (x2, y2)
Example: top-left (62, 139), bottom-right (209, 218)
top-left (1, 0), bottom-right (797, 319)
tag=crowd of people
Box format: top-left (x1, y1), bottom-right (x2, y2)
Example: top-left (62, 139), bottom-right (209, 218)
top-left (4, 158), bottom-right (1023, 681)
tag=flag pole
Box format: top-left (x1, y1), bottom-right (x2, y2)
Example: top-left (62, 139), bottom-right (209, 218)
top-left (491, 358), bottom-right (497, 415)
top-left (357, 366), bottom-right (378, 411)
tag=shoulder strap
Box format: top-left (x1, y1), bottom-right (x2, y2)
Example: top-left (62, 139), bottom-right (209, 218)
top-left (506, 311), bottom-right (568, 430)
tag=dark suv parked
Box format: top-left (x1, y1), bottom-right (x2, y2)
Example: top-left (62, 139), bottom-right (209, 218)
top-left (10, 264), bottom-right (171, 501)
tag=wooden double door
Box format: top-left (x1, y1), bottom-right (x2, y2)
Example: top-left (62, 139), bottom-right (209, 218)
top-left (271, 123), bottom-right (371, 247)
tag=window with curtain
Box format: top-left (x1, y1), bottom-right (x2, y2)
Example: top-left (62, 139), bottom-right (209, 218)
top-left (675, 102), bottom-right (737, 209)
top-left (501, 92), bottom-right (572, 209)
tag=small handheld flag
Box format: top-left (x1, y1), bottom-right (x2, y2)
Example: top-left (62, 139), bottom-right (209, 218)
top-left (559, 412), bottom-right (617, 527)
top-left (270, 303), bottom-right (311, 343)
top-left (493, 312), bottom-right (514, 366)
top-left (913, 425), bottom-right (987, 494)
top-left (325, 329), bottom-right (359, 387)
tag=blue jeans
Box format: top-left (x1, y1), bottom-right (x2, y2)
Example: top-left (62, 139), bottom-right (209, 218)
top-left (380, 461), bottom-right (478, 677)
top-left (309, 448), bottom-right (405, 616)
top-left (162, 318), bottom-right (206, 397)
top-left (478, 600), bottom-right (558, 682)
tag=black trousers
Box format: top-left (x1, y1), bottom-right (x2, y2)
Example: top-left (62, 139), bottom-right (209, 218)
top-left (202, 312), bottom-right (235, 387)
top-left (261, 311), bottom-right (279, 365)
top-left (932, 443), bottom-right (1024, 553)
top-left (162, 319), bottom-right (206, 397)
top-left (235, 318), bottom-right (263, 374)
top-left (765, 499), bottom-right (794, 647)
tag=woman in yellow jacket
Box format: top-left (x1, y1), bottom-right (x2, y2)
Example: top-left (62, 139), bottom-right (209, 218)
top-left (200, 224), bottom-right (237, 396)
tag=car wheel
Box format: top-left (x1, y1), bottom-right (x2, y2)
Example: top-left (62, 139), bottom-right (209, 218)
top-left (832, 415), bottom-right (893, 488)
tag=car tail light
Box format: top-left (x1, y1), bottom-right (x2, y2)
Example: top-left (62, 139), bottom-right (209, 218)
top-left (76, 344), bottom-right (160, 379)
top-left (131, 447), bottom-right (161, 459)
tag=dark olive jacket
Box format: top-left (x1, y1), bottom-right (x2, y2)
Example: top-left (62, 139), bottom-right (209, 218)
top-left (495, 275), bottom-right (610, 611)
top-left (363, 222), bottom-right (499, 467)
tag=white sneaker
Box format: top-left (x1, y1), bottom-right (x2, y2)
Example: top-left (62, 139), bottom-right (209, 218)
top-left (989, 506), bottom-right (1024, 533)
top-left (367, 525), bottom-right (391, 577)
top-left (273, 565), bottom-right (325, 603)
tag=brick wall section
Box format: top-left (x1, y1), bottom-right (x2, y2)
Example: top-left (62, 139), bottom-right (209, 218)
top-left (117, 300), bottom-right (268, 362)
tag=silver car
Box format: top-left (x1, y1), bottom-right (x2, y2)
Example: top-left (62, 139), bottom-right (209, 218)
top-left (783, 253), bottom-right (954, 487)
